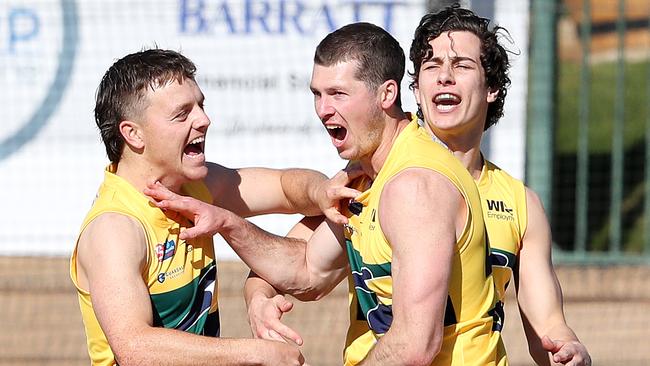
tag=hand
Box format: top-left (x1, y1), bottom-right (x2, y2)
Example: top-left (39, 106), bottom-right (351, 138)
top-left (144, 181), bottom-right (232, 240)
top-left (314, 165), bottom-right (365, 225)
top-left (248, 293), bottom-right (303, 346)
top-left (260, 339), bottom-right (306, 366)
top-left (542, 335), bottom-right (591, 366)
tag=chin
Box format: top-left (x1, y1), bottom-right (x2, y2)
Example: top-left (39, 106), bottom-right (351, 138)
top-left (337, 149), bottom-right (355, 161)
top-left (185, 166), bottom-right (209, 182)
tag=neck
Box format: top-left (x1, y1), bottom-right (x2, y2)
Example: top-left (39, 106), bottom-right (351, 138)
top-left (115, 156), bottom-right (183, 194)
top-left (361, 113), bottom-right (411, 180)
top-left (425, 125), bottom-right (484, 180)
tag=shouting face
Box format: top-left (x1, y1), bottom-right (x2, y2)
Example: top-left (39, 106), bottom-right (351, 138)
top-left (414, 31), bottom-right (498, 138)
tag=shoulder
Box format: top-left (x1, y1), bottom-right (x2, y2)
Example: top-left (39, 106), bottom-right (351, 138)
top-left (78, 212), bottom-right (148, 268)
top-left (484, 160), bottom-right (524, 185)
top-left (523, 186), bottom-right (545, 213)
top-left (482, 160), bottom-right (527, 205)
top-left (82, 212), bottom-right (144, 239)
top-left (382, 168), bottom-right (461, 207)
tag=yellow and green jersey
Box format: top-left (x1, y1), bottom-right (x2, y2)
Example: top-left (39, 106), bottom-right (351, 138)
top-left (343, 121), bottom-right (505, 366)
top-left (476, 160), bottom-right (528, 325)
top-left (70, 165), bottom-right (219, 366)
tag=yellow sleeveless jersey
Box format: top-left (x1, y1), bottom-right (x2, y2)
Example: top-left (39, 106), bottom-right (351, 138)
top-left (476, 160), bottom-right (528, 327)
top-left (343, 121), bottom-right (505, 366)
top-left (70, 165), bottom-right (219, 366)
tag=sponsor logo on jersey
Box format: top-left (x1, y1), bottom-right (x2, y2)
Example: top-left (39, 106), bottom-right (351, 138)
top-left (156, 239), bottom-right (177, 262)
top-left (486, 199), bottom-right (515, 221)
top-left (157, 266), bottom-right (186, 284)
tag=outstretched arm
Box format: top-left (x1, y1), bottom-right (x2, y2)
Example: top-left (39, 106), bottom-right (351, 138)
top-left (75, 213), bottom-right (304, 366)
top-left (145, 184), bottom-right (349, 298)
top-left (360, 169), bottom-right (459, 366)
top-left (205, 163), bottom-right (362, 223)
top-left (516, 188), bottom-right (591, 366)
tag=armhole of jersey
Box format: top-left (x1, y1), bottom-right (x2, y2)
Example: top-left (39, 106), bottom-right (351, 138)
top-left (517, 183), bottom-right (529, 254)
top-left (455, 188), bottom-right (473, 255)
top-left (375, 166), bottom-right (469, 253)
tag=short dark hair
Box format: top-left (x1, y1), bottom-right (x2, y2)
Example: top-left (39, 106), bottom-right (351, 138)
top-left (94, 49), bottom-right (197, 163)
top-left (409, 5), bottom-right (511, 130)
top-left (314, 22), bottom-right (405, 107)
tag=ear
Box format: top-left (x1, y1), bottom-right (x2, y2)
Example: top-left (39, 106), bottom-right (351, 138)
top-left (119, 120), bottom-right (145, 149)
top-left (412, 82), bottom-right (421, 106)
top-left (487, 87), bottom-right (499, 103)
top-left (379, 79), bottom-right (400, 109)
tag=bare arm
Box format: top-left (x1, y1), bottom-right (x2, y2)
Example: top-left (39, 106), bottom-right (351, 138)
top-left (224, 213), bottom-right (349, 300)
top-left (516, 188), bottom-right (591, 366)
top-left (76, 213), bottom-right (304, 366)
top-left (205, 163), bottom-right (361, 223)
top-left (145, 184), bottom-right (349, 298)
top-left (360, 169), bottom-right (459, 366)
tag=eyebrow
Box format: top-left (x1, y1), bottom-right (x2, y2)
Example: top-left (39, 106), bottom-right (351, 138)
top-left (168, 95), bottom-right (204, 118)
top-left (425, 55), bottom-right (479, 65)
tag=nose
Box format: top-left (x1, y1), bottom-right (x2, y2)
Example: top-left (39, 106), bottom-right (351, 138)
top-left (437, 63), bottom-right (455, 86)
top-left (194, 109), bottom-right (211, 131)
top-left (315, 95), bottom-right (335, 122)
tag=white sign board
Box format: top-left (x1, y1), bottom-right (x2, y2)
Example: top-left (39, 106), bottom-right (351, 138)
top-left (0, 0), bottom-right (528, 258)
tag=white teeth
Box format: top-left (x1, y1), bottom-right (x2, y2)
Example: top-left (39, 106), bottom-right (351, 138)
top-left (326, 125), bottom-right (340, 130)
top-left (189, 136), bottom-right (205, 145)
top-left (437, 104), bottom-right (454, 111)
top-left (434, 93), bottom-right (460, 103)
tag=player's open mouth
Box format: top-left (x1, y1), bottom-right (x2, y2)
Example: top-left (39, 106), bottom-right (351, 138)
top-left (326, 124), bottom-right (347, 144)
top-left (184, 136), bottom-right (205, 157)
top-left (434, 93), bottom-right (461, 112)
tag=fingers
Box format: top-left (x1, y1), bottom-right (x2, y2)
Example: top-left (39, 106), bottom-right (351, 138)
top-left (553, 342), bottom-right (591, 366)
top-left (273, 295), bottom-right (294, 313)
top-left (249, 294), bottom-right (303, 346)
top-left (153, 196), bottom-right (193, 213)
top-left (331, 187), bottom-right (362, 200)
top-left (541, 335), bottom-right (560, 352)
top-left (543, 338), bottom-right (591, 366)
top-left (553, 347), bottom-right (572, 363)
top-left (267, 329), bottom-right (288, 343)
top-left (327, 165), bottom-right (365, 189)
top-left (323, 179), bottom-right (362, 204)
top-left (565, 354), bottom-right (591, 366)
top-left (323, 208), bottom-right (348, 225)
top-left (179, 226), bottom-right (202, 240)
top-left (268, 319), bottom-right (304, 346)
top-left (143, 181), bottom-right (177, 201)
top-left (257, 318), bottom-right (303, 346)
top-left (266, 296), bottom-right (302, 345)
top-left (143, 182), bottom-right (200, 216)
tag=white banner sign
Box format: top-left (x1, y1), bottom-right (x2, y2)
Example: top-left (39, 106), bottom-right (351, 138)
top-left (0, 0), bottom-right (528, 258)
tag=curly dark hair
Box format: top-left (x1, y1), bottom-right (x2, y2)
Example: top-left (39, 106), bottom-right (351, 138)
top-left (408, 5), bottom-right (511, 130)
top-left (94, 49), bottom-right (197, 163)
top-left (314, 22), bottom-right (405, 108)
